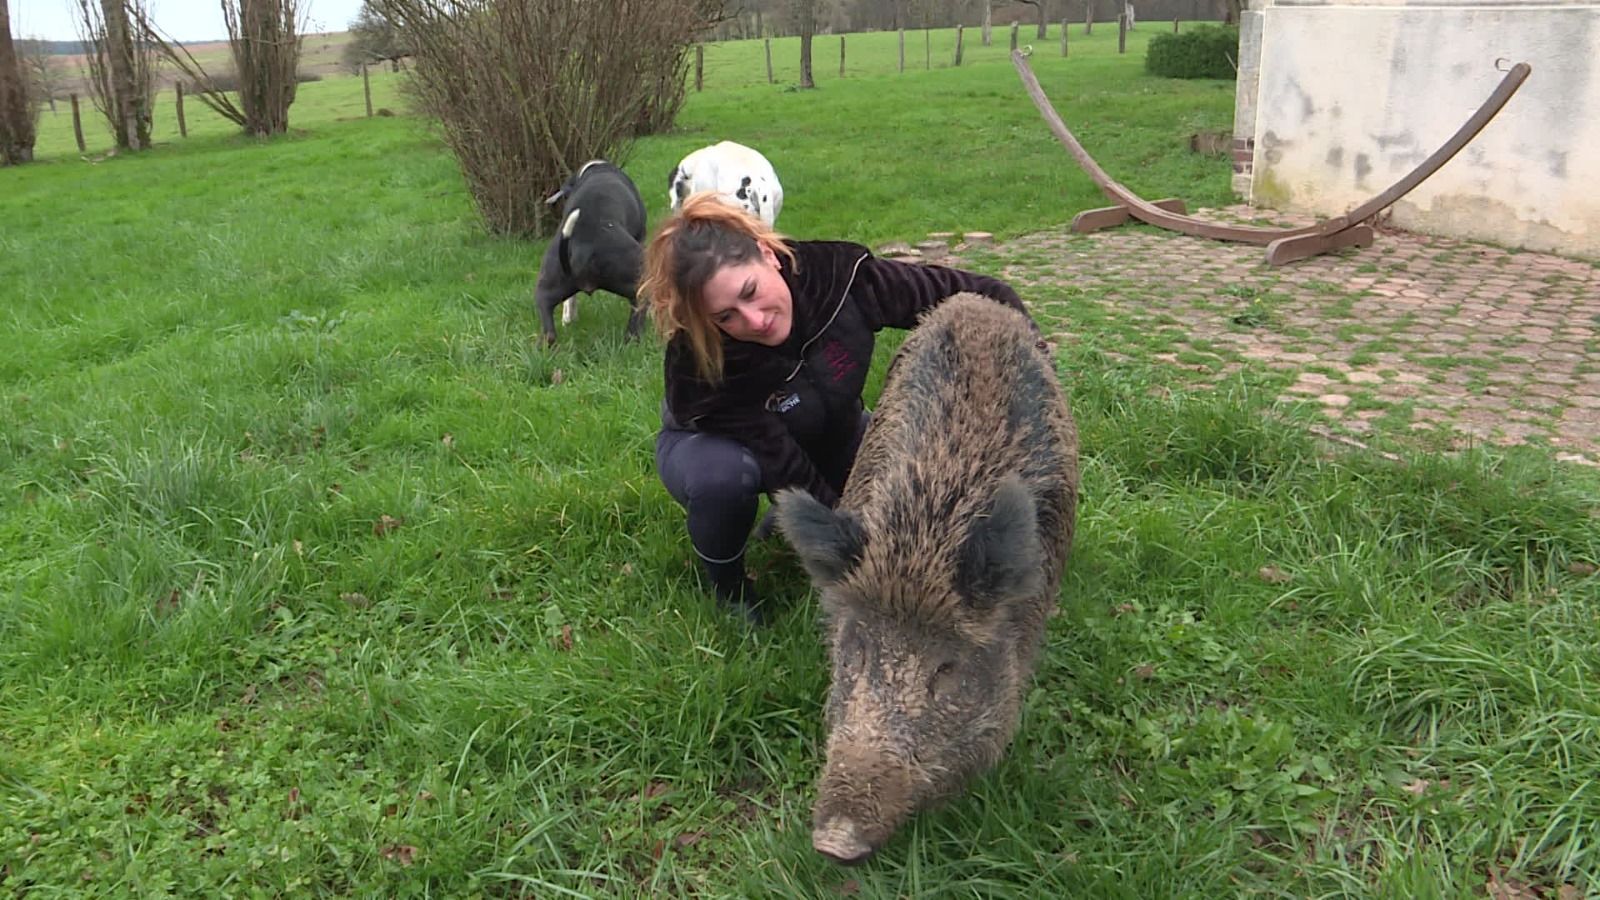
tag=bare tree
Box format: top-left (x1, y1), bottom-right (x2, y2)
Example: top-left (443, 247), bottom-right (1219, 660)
top-left (832, 0), bottom-right (914, 30)
top-left (0, 0), bottom-right (37, 164)
top-left (74, 0), bottom-right (155, 150)
top-left (1018, 0), bottom-right (1046, 37)
top-left (341, 0), bottom-right (408, 72)
top-left (374, 0), bottom-right (723, 238)
top-left (224, 0), bottom-right (305, 134)
top-left (792, 0), bottom-right (816, 87)
top-left (21, 40), bottom-right (66, 113)
top-left (981, 0), bottom-right (991, 45)
top-left (140, 0), bottom-right (304, 136)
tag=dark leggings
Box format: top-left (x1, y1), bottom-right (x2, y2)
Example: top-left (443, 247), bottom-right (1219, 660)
top-left (655, 413), bottom-right (870, 568)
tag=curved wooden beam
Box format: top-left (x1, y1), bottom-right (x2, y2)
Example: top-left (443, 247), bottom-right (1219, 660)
top-left (1012, 50), bottom-right (1531, 249)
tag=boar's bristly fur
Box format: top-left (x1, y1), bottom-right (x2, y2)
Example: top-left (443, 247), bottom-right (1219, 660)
top-left (776, 292), bottom-right (1079, 865)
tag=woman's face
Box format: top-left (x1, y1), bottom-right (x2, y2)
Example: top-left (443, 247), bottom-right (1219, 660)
top-left (699, 244), bottom-right (793, 346)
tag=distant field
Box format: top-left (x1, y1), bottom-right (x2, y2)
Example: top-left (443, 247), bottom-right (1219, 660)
top-left (167, 29), bottom-right (357, 80)
top-left (43, 29), bottom-right (357, 98)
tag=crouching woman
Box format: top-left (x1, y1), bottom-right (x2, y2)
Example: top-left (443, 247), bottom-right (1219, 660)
top-left (642, 193), bottom-right (1041, 623)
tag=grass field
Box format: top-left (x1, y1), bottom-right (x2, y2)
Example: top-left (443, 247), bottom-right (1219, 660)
top-left (5, 25), bottom-right (1599, 898)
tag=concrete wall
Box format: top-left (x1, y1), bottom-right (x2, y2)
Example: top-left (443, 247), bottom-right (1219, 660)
top-left (1231, 3), bottom-right (1266, 194)
top-left (1241, 0), bottom-right (1600, 259)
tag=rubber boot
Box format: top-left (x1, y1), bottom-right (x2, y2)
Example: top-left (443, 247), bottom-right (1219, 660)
top-left (702, 557), bottom-right (765, 626)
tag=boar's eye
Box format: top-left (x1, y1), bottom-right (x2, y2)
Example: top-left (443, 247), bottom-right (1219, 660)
top-left (928, 661), bottom-right (959, 697)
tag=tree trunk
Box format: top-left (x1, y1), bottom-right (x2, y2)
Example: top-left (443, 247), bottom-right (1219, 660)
top-left (799, 32), bottom-right (814, 88)
top-left (982, 0), bottom-right (992, 46)
top-left (1019, 0), bottom-right (1047, 38)
top-left (101, 0), bottom-right (146, 150)
top-left (0, 0), bottom-right (36, 165)
top-left (229, 0), bottom-right (301, 136)
top-left (797, 0), bottom-right (815, 88)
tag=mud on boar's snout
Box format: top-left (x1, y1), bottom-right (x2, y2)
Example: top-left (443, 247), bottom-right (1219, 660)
top-left (811, 740), bottom-right (917, 864)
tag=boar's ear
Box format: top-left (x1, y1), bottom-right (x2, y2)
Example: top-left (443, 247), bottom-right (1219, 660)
top-left (774, 488), bottom-right (867, 587)
top-left (958, 474), bottom-right (1044, 609)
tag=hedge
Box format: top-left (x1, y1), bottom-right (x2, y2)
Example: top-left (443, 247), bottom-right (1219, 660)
top-left (1145, 25), bottom-right (1240, 80)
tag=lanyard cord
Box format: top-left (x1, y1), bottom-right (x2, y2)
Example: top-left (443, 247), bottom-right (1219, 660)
top-left (784, 252), bottom-right (867, 384)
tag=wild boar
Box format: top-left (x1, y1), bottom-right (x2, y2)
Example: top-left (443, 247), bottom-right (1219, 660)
top-left (775, 292), bottom-right (1079, 864)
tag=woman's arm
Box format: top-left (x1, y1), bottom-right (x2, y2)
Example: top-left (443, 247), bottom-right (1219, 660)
top-left (851, 252), bottom-right (1034, 331)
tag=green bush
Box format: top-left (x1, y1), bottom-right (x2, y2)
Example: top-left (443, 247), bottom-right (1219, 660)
top-left (1145, 25), bottom-right (1241, 79)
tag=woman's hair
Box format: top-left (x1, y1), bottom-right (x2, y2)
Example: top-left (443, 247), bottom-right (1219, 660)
top-left (642, 192), bottom-right (796, 383)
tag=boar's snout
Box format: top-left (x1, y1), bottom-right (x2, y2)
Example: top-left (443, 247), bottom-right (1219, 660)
top-left (812, 819), bottom-right (874, 865)
top-left (812, 742), bottom-right (916, 864)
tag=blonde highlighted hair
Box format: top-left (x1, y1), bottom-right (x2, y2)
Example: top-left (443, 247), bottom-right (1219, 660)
top-left (642, 192), bottom-right (797, 383)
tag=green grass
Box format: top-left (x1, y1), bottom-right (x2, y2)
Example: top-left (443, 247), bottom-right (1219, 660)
top-left (5, 26), bottom-right (1600, 899)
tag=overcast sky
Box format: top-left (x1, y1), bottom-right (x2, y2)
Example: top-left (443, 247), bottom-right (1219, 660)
top-left (11, 0), bottom-right (367, 42)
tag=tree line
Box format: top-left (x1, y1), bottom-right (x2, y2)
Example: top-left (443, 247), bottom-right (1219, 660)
top-left (1, 0), bottom-right (307, 165)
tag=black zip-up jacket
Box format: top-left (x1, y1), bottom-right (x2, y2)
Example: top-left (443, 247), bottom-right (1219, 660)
top-left (661, 240), bottom-right (1034, 508)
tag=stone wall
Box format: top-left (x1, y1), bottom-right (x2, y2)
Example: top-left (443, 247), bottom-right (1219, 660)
top-left (1235, 0), bottom-right (1600, 259)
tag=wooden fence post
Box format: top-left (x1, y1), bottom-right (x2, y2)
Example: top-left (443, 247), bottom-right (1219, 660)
top-left (898, 29), bottom-right (905, 72)
top-left (361, 62), bottom-right (373, 117)
top-left (1010, 21), bottom-right (1019, 52)
top-left (839, 35), bottom-right (845, 77)
top-left (70, 93), bottom-right (86, 153)
top-left (954, 24), bottom-right (964, 65)
top-left (176, 82), bottom-right (187, 137)
top-left (764, 38), bottom-right (773, 84)
top-left (1118, 12), bottom-right (1127, 52)
top-left (1062, 19), bottom-right (1069, 55)
top-left (1174, 17), bottom-right (1180, 32)
top-left (695, 44), bottom-right (704, 91)
top-left (925, 28), bottom-right (931, 69)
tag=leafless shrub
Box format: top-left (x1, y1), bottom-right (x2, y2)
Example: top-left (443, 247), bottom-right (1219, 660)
top-left (375, 0), bottom-right (725, 238)
top-left (74, 0), bottom-right (157, 150)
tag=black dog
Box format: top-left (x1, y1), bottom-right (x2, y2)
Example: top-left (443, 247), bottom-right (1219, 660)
top-left (534, 160), bottom-right (648, 345)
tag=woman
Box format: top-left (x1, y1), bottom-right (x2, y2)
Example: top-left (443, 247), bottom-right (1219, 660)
top-left (642, 193), bottom-right (1040, 623)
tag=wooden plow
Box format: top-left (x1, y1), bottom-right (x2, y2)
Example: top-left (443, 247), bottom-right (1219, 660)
top-left (1011, 50), bottom-right (1532, 265)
